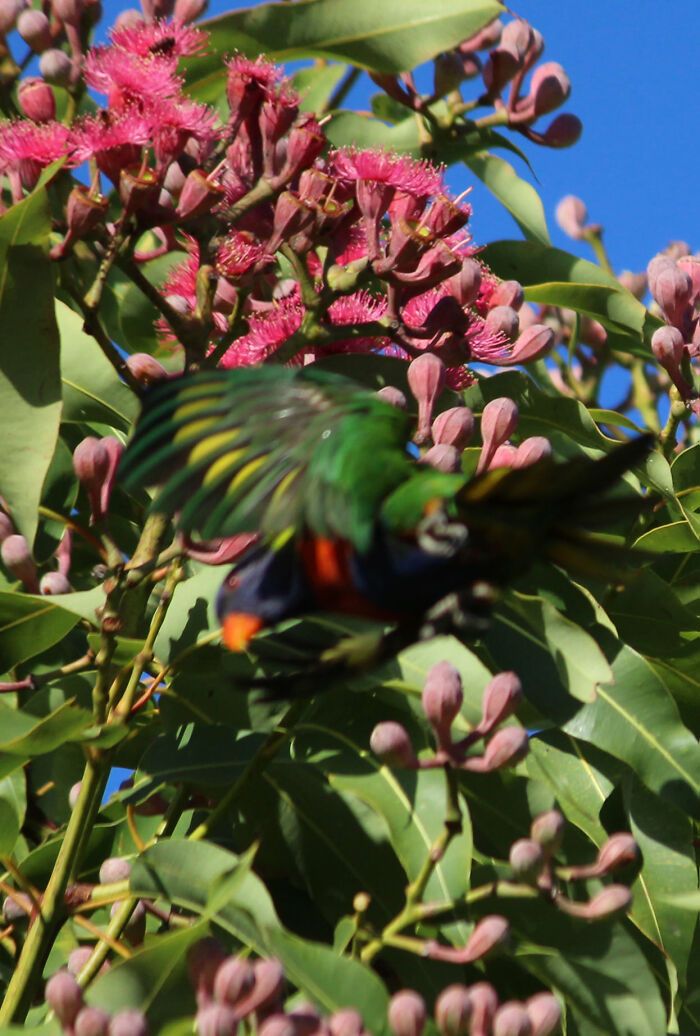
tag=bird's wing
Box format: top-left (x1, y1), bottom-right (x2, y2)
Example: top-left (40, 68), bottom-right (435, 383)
top-left (119, 366), bottom-right (414, 552)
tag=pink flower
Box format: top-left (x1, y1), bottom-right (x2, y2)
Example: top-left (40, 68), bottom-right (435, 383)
top-left (143, 96), bottom-right (220, 168)
top-left (331, 148), bottom-right (444, 197)
top-left (215, 230), bottom-right (272, 279)
top-left (0, 119), bottom-right (71, 192)
top-left (225, 54), bottom-right (282, 96)
top-left (71, 110), bottom-right (151, 182)
top-left (84, 46), bottom-right (181, 108)
top-left (109, 17), bottom-right (209, 59)
top-left (327, 290), bottom-right (387, 326)
top-left (219, 294), bottom-right (304, 367)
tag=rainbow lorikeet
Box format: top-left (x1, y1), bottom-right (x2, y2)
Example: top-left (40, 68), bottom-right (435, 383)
top-left (120, 366), bottom-right (651, 683)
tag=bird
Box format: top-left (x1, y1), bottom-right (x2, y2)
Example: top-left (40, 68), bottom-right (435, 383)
top-left (119, 365), bottom-right (652, 689)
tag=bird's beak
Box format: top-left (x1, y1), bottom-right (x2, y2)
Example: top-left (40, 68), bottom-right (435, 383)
top-left (221, 612), bottom-right (265, 652)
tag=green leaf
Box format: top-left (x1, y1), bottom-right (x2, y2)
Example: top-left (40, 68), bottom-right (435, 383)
top-left (464, 151), bottom-right (550, 244)
top-left (0, 591), bottom-right (83, 671)
top-left (606, 570), bottom-right (697, 656)
top-left (293, 63), bottom-right (346, 113)
top-left (57, 300), bottom-right (139, 431)
top-left (480, 240), bottom-right (662, 358)
top-left (188, 0), bottom-right (504, 101)
top-left (0, 767), bottom-right (26, 855)
top-left (635, 520), bottom-right (700, 553)
top-left (0, 188), bottom-right (62, 545)
top-left (563, 645), bottom-right (700, 819)
top-left (129, 840), bottom-right (390, 1030)
top-left (0, 696), bottom-right (92, 759)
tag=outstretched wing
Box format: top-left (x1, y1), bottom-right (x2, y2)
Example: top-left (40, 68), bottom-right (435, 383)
top-left (119, 366), bottom-right (414, 552)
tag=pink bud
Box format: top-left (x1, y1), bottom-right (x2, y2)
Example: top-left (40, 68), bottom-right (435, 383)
top-left (111, 898), bottom-right (145, 946)
top-left (421, 443), bottom-right (462, 473)
top-left (51, 0), bottom-right (84, 25)
top-left (40, 571), bottom-right (72, 595)
top-left (460, 20), bottom-right (503, 52)
top-left (648, 258), bottom-right (693, 327)
top-left (329, 1010), bottom-right (364, 1036)
top-left (464, 915), bottom-right (510, 961)
top-left (583, 884), bottom-right (633, 921)
top-left (75, 1006), bottom-right (111, 1036)
top-left (477, 397), bottom-right (518, 473)
top-left (99, 857), bottom-right (131, 884)
top-left (435, 985), bottom-right (472, 1036)
top-left (481, 726), bottom-right (529, 770)
top-left (677, 255), bottom-right (700, 303)
top-left (68, 946), bottom-right (110, 978)
top-left (431, 407), bottom-right (474, 449)
top-left (651, 327), bottom-right (688, 395)
top-left (504, 324), bottom-right (555, 366)
top-left (555, 195), bottom-right (588, 240)
top-left (618, 270), bottom-right (647, 299)
top-left (1, 534), bottom-right (39, 592)
top-left (196, 1004), bottom-right (238, 1036)
top-left (0, 0), bottom-right (24, 34)
top-left (595, 833), bottom-right (640, 874)
top-left (236, 958), bottom-right (285, 1020)
top-left (408, 354), bottom-right (446, 444)
top-left (73, 437), bottom-right (109, 521)
top-left (376, 386), bottom-right (407, 409)
top-left (525, 993), bottom-right (561, 1036)
top-left (492, 1002), bottom-right (532, 1036)
top-left (512, 437), bottom-right (552, 469)
top-left (213, 957), bottom-right (255, 1007)
top-left (485, 305), bottom-right (519, 340)
top-left (422, 661), bottom-right (463, 743)
top-left (540, 113), bottom-right (582, 148)
top-left (109, 1010), bottom-right (149, 1036)
top-left (17, 9), bottom-right (52, 51)
top-left (259, 1016), bottom-right (296, 1036)
top-left (488, 444), bottom-right (518, 470)
top-left (448, 259), bottom-right (482, 306)
top-left (174, 0), bottom-right (208, 20)
top-left (490, 280), bottom-right (524, 310)
top-left (69, 781), bottom-right (82, 808)
top-left (370, 722), bottom-right (417, 768)
top-left (126, 353), bottom-right (169, 386)
top-left (482, 45), bottom-right (521, 94)
top-left (177, 169), bottom-right (225, 221)
top-left (45, 971), bottom-right (84, 1028)
top-left (433, 51), bottom-right (464, 97)
top-left (500, 19), bottom-right (534, 59)
top-left (530, 62), bottom-right (571, 117)
top-left (530, 811), bottom-right (565, 855)
top-left (3, 895), bottom-right (29, 921)
top-left (467, 984), bottom-right (498, 1036)
top-left (477, 671), bottom-right (523, 733)
top-left (113, 7), bottom-right (143, 28)
top-left (18, 78), bottom-right (56, 122)
top-left (39, 48), bottom-right (72, 86)
top-left (0, 511), bottom-right (14, 542)
top-left (388, 990), bottom-right (427, 1036)
top-left (277, 116), bottom-right (325, 184)
top-left (187, 938), bottom-right (228, 1004)
top-left (100, 437), bottom-right (125, 516)
top-left (509, 839), bottom-right (545, 884)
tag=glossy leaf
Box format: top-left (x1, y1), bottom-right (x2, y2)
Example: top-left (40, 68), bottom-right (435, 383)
top-left (0, 696), bottom-right (92, 758)
top-left (464, 151), bottom-right (550, 244)
top-left (0, 768), bottom-right (26, 855)
top-left (0, 188), bottom-right (62, 545)
top-left (0, 591), bottom-right (83, 671)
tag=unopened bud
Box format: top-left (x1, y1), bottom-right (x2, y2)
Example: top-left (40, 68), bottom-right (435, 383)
top-left (509, 839), bottom-right (545, 884)
top-left (530, 810), bottom-right (565, 855)
top-left (651, 326), bottom-right (686, 381)
top-left (482, 45), bottom-right (521, 94)
top-left (39, 48), bottom-right (73, 86)
top-left (422, 661), bottom-right (463, 743)
top-left (408, 353), bottom-right (446, 443)
top-left (377, 386), bottom-right (407, 409)
top-left (259, 1015), bottom-right (296, 1036)
top-left (109, 1010), bottom-right (149, 1036)
top-left (113, 6), bottom-right (142, 28)
top-left (540, 113), bottom-right (582, 149)
top-left (433, 51), bottom-right (464, 97)
top-left (488, 444), bottom-right (518, 470)
top-left (584, 884), bottom-right (633, 921)
top-left (187, 938), bottom-right (228, 1004)
top-left (68, 946), bottom-right (94, 975)
top-left (177, 169), bottom-right (225, 221)
top-left (505, 324), bottom-right (555, 366)
top-left (618, 270), bottom-right (647, 299)
top-left (490, 280), bottom-right (524, 310)
top-left (513, 437), bottom-right (551, 469)
top-left (468, 984), bottom-right (498, 1036)
top-left (3, 895), bottom-right (29, 921)
top-left (370, 722), bottom-right (417, 768)
top-left (73, 437), bottom-right (109, 520)
top-left (525, 993), bottom-right (561, 1036)
top-left (18, 78), bottom-right (56, 122)
top-left (595, 833), bottom-right (640, 875)
top-left (421, 443), bottom-right (462, 473)
top-left (174, 0), bottom-right (208, 20)
top-left (126, 353), bottom-right (169, 386)
top-left (40, 571), bottom-right (71, 595)
top-left (99, 856), bottom-right (131, 884)
top-left (486, 305), bottom-right (519, 339)
top-left (329, 1010), bottom-right (364, 1036)
top-left (111, 899), bottom-right (146, 946)
top-left (435, 984), bottom-right (472, 1036)
top-left (213, 956), bottom-right (255, 1007)
top-left (530, 62), bottom-right (570, 117)
top-left (45, 971), bottom-right (84, 1028)
top-left (555, 195), bottom-right (587, 240)
top-left (493, 1002), bottom-right (532, 1036)
top-left (69, 781), bottom-right (82, 808)
top-left (448, 259), bottom-right (481, 306)
top-left (677, 255), bottom-right (700, 303)
top-left (464, 915), bottom-right (510, 961)
top-left (196, 1003), bottom-right (239, 1036)
top-left (75, 1006), bottom-right (111, 1036)
top-left (648, 259), bottom-right (693, 327)
top-left (289, 1005), bottom-right (322, 1036)
top-left (431, 407), bottom-right (474, 449)
top-left (0, 0), bottom-right (24, 33)
top-left (1, 534), bottom-right (39, 592)
top-left (247, 958), bottom-right (285, 1018)
top-left (477, 397), bottom-right (518, 473)
top-left (51, 0), bottom-right (84, 25)
top-left (17, 10), bottom-right (52, 51)
top-left (388, 990), bottom-right (427, 1036)
top-left (482, 726), bottom-right (529, 770)
top-left (500, 19), bottom-right (534, 59)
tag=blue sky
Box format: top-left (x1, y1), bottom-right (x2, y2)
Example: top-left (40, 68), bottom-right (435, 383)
top-left (95, 0), bottom-right (698, 274)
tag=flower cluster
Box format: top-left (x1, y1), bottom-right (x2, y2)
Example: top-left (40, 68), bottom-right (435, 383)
top-left (648, 247), bottom-right (700, 412)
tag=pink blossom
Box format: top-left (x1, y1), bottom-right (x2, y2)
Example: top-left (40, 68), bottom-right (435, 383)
top-left (331, 148), bottom-right (444, 197)
top-left (109, 17), bottom-right (208, 59)
top-left (84, 46), bottom-right (181, 107)
top-left (219, 294), bottom-right (304, 367)
top-left (0, 119), bottom-right (71, 192)
top-left (215, 230), bottom-right (272, 279)
top-left (327, 291), bottom-right (387, 326)
top-left (71, 110), bottom-right (151, 181)
top-left (143, 96), bottom-right (220, 168)
top-left (225, 54), bottom-right (283, 94)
